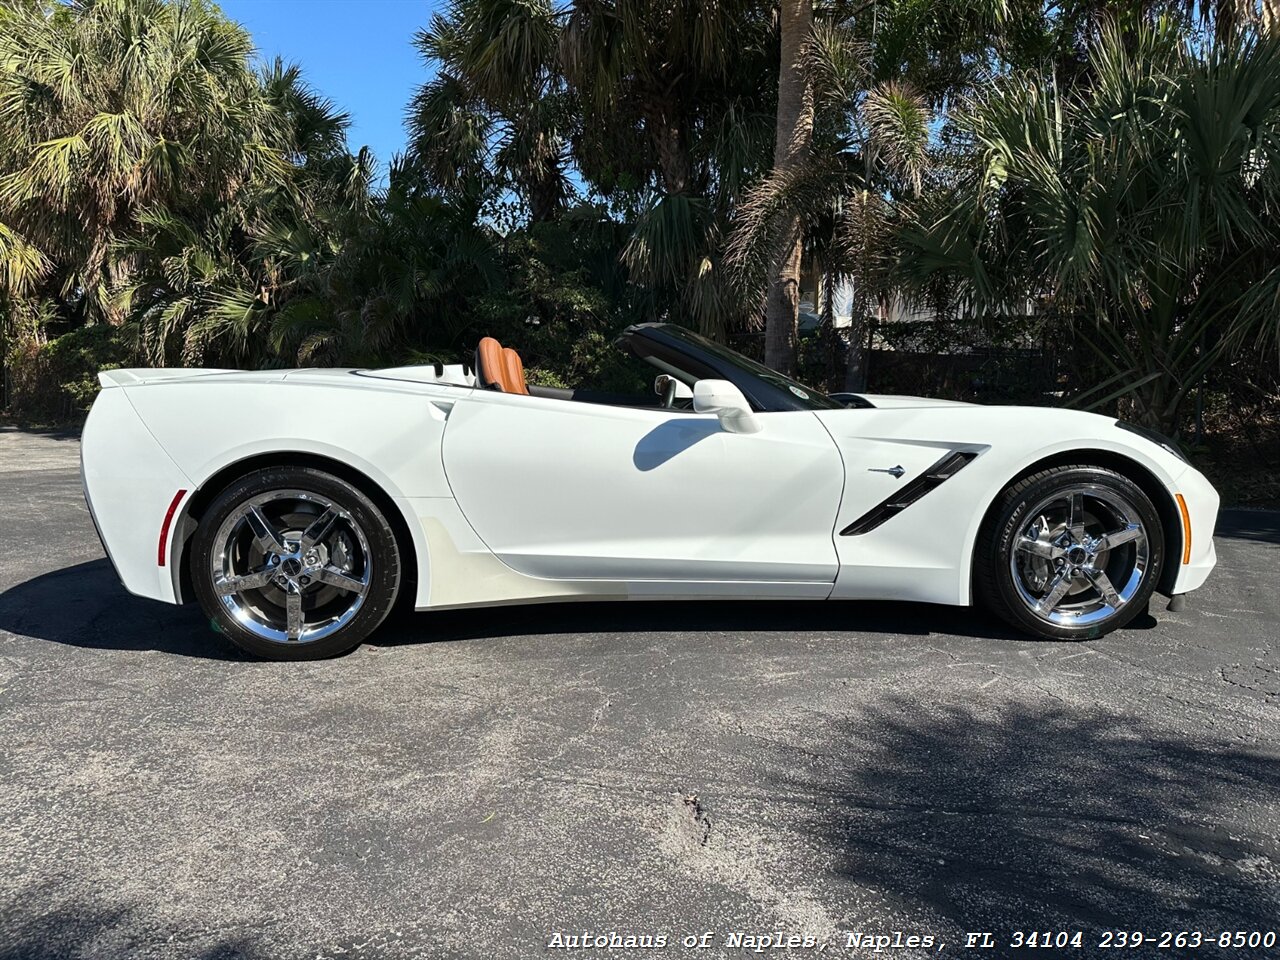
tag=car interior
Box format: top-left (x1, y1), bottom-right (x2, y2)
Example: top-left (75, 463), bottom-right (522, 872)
top-left (473, 335), bottom-right (695, 410)
top-left (450, 325), bottom-right (861, 413)
top-left (474, 336), bottom-right (530, 396)
top-left (364, 326), bottom-right (860, 413)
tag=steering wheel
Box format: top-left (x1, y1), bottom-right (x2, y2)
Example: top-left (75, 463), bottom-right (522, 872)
top-left (660, 376), bottom-right (677, 409)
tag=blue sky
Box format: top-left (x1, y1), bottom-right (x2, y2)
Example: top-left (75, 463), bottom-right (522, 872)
top-left (219, 0), bottom-right (442, 179)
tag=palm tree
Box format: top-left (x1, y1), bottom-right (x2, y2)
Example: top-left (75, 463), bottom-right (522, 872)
top-left (895, 19), bottom-right (1280, 433)
top-left (0, 0), bottom-right (291, 331)
top-left (560, 0), bottom-right (776, 198)
top-left (115, 59), bottom-right (371, 366)
top-left (726, 14), bottom-right (933, 386)
top-left (730, 0), bottom-right (1055, 380)
top-left (761, 0), bottom-right (815, 375)
top-left (409, 0), bottom-right (570, 222)
top-left (0, 0), bottom-right (386, 371)
top-left (265, 159), bottom-right (505, 367)
top-left (559, 0), bottom-right (778, 337)
top-left (408, 0), bottom-right (781, 340)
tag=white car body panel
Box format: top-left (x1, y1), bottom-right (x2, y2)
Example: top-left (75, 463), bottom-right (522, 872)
top-left (441, 390), bottom-right (842, 586)
top-left (813, 406), bottom-right (1214, 605)
top-left (80, 387), bottom-right (193, 603)
top-left (81, 351), bottom-right (1220, 619)
top-left (89, 368), bottom-right (461, 607)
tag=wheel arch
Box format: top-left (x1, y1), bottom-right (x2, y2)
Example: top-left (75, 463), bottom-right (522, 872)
top-left (973, 449), bottom-right (1183, 598)
top-left (171, 451), bottom-right (421, 608)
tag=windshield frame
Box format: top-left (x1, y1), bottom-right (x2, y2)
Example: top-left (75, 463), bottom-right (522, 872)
top-left (617, 323), bottom-right (845, 412)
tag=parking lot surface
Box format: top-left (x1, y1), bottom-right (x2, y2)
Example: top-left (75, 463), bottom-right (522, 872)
top-left (0, 427), bottom-right (1277, 959)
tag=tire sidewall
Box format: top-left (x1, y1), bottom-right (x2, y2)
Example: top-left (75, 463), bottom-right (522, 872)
top-left (985, 467), bottom-right (1164, 640)
top-left (192, 467), bottom-right (401, 660)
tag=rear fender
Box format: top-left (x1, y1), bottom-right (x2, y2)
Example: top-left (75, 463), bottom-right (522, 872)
top-left (81, 388), bottom-right (193, 602)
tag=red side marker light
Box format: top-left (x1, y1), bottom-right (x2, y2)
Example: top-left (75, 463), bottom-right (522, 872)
top-left (158, 489), bottom-right (187, 567)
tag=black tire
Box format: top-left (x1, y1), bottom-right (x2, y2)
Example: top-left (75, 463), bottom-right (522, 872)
top-left (192, 466), bottom-right (401, 660)
top-left (975, 465), bottom-right (1164, 641)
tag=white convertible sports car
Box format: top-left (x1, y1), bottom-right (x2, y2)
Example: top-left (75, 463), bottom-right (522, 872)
top-left (81, 323), bottom-right (1219, 660)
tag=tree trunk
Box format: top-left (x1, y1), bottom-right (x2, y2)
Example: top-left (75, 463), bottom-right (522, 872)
top-left (527, 168), bottom-right (563, 223)
top-left (646, 109), bottom-right (691, 195)
top-left (818, 254), bottom-right (840, 385)
top-left (843, 292), bottom-right (877, 392)
top-left (525, 130), bottom-right (565, 223)
top-left (763, 0), bottom-right (814, 376)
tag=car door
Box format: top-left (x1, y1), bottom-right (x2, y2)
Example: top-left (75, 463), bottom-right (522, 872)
top-left (441, 390), bottom-right (844, 592)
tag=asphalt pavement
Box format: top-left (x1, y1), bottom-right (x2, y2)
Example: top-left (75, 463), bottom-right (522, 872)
top-left (0, 427), bottom-right (1277, 959)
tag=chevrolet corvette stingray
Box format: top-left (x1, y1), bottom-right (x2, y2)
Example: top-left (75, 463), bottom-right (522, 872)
top-left (80, 323), bottom-right (1219, 660)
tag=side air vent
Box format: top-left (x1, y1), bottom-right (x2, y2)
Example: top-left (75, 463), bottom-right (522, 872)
top-left (840, 451), bottom-right (978, 536)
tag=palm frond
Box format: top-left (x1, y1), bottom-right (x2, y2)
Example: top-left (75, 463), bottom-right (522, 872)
top-left (622, 192), bottom-right (712, 290)
top-left (864, 81), bottom-right (930, 195)
top-left (0, 221), bottom-right (51, 297)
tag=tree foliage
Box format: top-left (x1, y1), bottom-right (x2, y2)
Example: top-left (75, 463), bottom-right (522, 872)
top-left (896, 19), bottom-right (1280, 432)
top-left (0, 0), bottom-right (287, 325)
top-left (2, 0), bottom-right (1278, 447)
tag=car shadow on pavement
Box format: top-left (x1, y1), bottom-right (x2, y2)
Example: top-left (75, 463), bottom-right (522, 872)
top-left (768, 698), bottom-right (1280, 936)
top-left (0, 559), bottom-right (244, 660)
top-left (0, 558), bottom-right (1157, 659)
top-left (376, 596), bottom-right (1041, 648)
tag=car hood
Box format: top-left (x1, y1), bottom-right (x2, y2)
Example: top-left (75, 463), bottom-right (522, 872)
top-left (856, 394), bottom-right (977, 409)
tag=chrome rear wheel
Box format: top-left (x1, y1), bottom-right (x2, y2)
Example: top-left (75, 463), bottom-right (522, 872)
top-left (211, 489), bottom-right (372, 645)
top-left (192, 467), bottom-right (401, 660)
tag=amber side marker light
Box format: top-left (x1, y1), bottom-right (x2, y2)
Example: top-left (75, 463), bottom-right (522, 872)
top-left (1175, 493), bottom-right (1192, 564)
top-left (158, 489), bottom-right (187, 566)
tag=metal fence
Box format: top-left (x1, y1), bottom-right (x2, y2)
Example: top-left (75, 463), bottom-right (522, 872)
top-left (731, 314), bottom-right (1066, 405)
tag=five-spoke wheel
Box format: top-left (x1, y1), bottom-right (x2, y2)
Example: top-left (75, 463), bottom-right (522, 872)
top-left (191, 461), bottom-right (1166, 655)
top-left (978, 466), bottom-right (1164, 639)
top-left (211, 490), bottom-right (373, 643)
top-left (192, 467), bottom-right (400, 660)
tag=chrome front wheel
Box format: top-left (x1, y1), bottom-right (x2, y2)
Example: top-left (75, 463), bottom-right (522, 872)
top-left (977, 466), bottom-right (1164, 640)
top-left (1009, 485), bottom-right (1150, 628)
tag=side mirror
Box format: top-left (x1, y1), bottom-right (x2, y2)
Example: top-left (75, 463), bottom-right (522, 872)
top-left (693, 379), bottom-right (761, 434)
top-left (654, 374), bottom-right (693, 403)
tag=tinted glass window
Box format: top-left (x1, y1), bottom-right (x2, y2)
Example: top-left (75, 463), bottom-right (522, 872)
top-left (656, 325), bottom-right (843, 410)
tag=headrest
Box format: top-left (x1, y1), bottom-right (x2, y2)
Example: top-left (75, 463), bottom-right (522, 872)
top-left (475, 336), bottom-right (507, 391)
top-left (503, 347), bottom-right (528, 395)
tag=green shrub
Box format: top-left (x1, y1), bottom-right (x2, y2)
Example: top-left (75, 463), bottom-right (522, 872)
top-left (4, 325), bottom-right (134, 422)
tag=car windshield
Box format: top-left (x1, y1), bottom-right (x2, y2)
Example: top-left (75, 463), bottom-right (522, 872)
top-left (659, 324), bottom-right (844, 410)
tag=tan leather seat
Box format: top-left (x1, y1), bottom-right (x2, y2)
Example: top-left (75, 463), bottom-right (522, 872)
top-left (503, 347), bottom-right (528, 395)
top-left (475, 336), bottom-right (529, 394)
top-left (476, 336), bottom-right (509, 391)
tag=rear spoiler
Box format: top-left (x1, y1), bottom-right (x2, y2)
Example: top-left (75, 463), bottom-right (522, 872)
top-left (97, 368), bottom-right (235, 388)
top-left (98, 370), bottom-right (144, 388)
